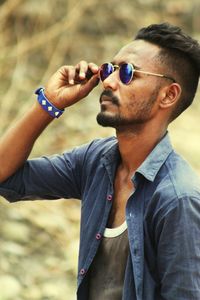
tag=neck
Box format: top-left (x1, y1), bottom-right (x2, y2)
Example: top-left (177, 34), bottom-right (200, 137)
top-left (115, 124), bottom-right (167, 174)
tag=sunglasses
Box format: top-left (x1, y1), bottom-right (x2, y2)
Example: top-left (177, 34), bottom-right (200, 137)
top-left (99, 62), bottom-right (175, 85)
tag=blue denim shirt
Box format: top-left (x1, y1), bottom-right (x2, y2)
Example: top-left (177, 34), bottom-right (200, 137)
top-left (1, 133), bottom-right (200, 300)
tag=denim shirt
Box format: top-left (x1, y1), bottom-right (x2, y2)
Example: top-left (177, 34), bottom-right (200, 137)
top-left (1, 133), bottom-right (200, 300)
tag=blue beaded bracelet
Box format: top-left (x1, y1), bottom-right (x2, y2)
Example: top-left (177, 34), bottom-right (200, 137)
top-left (35, 87), bottom-right (64, 118)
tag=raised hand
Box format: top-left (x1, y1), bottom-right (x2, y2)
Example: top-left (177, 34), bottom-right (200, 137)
top-left (45, 61), bottom-right (100, 109)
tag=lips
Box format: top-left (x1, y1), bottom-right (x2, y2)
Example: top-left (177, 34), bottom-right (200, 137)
top-left (99, 89), bottom-right (120, 107)
top-left (100, 95), bottom-right (113, 104)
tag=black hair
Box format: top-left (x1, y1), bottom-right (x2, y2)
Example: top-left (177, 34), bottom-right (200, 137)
top-left (135, 23), bottom-right (200, 120)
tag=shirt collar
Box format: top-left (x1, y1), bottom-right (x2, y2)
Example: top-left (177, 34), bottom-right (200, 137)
top-left (135, 132), bottom-right (173, 182)
top-left (101, 132), bottom-right (173, 182)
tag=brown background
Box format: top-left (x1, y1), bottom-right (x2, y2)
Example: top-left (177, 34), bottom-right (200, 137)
top-left (0, 0), bottom-right (200, 299)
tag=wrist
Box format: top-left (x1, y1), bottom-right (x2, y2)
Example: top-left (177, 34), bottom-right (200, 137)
top-left (35, 87), bottom-right (64, 119)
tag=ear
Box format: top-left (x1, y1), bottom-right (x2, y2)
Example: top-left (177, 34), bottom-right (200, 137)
top-left (159, 83), bottom-right (182, 109)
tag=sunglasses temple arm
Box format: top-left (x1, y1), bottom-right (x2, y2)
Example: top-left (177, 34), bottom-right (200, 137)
top-left (135, 70), bottom-right (175, 82)
top-left (135, 69), bottom-right (165, 78)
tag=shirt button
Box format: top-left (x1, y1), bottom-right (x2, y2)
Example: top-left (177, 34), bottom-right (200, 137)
top-left (79, 268), bottom-right (86, 276)
top-left (96, 233), bottom-right (102, 240)
top-left (107, 194), bottom-right (113, 201)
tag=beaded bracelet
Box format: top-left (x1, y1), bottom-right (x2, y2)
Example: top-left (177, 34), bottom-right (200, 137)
top-left (35, 87), bottom-right (64, 118)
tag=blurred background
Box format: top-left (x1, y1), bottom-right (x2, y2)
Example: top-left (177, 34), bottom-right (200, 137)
top-left (0, 0), bottom-right (200, 299)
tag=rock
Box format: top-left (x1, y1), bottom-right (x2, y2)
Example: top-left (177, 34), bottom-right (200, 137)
top-left (0, 275), bottom-right (21, 299)
top-left (2, 221), bottom-right (30, 243)
top-left (1, 241), bottom-right (26, 256)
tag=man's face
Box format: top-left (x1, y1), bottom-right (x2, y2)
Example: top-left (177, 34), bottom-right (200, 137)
top-left (97, 40), bottom-right (164, 130)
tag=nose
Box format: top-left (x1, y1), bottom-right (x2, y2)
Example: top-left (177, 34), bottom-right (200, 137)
top-left (101, 70), bottom-right (119, 91)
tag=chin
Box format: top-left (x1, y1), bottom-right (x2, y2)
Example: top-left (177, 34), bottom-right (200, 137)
top-left (96, 111), bottom-right (150, 129)
top-left (96, 112), bottom-right (115, 127)
top-left (96, 112), bottom-right (127, 128)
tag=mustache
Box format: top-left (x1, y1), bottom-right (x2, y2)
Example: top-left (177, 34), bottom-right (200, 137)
top-left (99, 89), bottom-right (120, 106)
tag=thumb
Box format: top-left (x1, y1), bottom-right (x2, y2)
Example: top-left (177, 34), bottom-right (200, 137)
top-left (77, 74), bottom-right (100, 99)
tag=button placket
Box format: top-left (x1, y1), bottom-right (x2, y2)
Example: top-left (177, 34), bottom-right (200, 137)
top-left (107, 194), bottom-right (113, 201)
top-left (96, 233), bottom-right (102, 240)
top-left (79, 268), bottom-right (86, 276)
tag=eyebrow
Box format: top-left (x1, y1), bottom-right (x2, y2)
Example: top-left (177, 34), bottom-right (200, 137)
top-left (110, 60), bottom-right (141, 70)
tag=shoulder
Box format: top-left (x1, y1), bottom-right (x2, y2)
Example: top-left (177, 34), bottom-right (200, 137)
top-left (145, 151), bottom-right (200, 222)
top-left (83, 136), bottom-right (117, 155)
top-left (163, 150), bottom-right (200, 199)
top-left (65, 136), bottom-right (117, 158)
top-left (61, 136), bottom-right (117, 168)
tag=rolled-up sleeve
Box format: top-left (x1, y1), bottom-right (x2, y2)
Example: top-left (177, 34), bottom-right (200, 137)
top-left (0, 144), bottom-right (90, 202)
top-left (156, 196), bottom-right (200, 299)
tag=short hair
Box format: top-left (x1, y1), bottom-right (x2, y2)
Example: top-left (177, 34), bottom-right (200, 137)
top-left (135, 23), bottom-right (200, 121)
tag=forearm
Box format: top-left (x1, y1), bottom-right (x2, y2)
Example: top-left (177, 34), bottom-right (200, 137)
top-left (0, 62), bottom-right (99, 183)
top-left (0, 101), bottom-right (53, 182)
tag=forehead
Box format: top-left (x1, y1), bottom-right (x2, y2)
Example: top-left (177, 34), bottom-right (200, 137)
top-left (113, 40), bottom-right (161, 67)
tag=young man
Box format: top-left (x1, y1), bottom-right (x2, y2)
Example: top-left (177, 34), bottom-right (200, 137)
top-left (0, 23), bottom-right (200, 299)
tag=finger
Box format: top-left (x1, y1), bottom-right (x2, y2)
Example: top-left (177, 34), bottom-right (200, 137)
top-left (84, 63), bottom-right (99, 80)
top-left (79, 63), bottom-right (99, 81)
top-left (67, 66), bottom-right (76, 85)
top-left (76, 60), bottom-right (88, 79)
top-left (88, 73), bottom-right (100, 87)
top-left (88, 62), bottom-right (99, 74)
top-left (79, 73), bottom-right (100, 98)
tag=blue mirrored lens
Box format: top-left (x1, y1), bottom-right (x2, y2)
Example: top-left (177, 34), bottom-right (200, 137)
top-left (100, 63), bottom-right (114, 81)
top-left (120, 63), bottom-right (133, 84)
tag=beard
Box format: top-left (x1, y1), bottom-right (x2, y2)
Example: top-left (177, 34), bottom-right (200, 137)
top-left (97, 112), bottom-right (132, 127)
top-left (96, 88), bottom-right (159, 129)
top-left (96, 89), bottom-right (122, 127)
